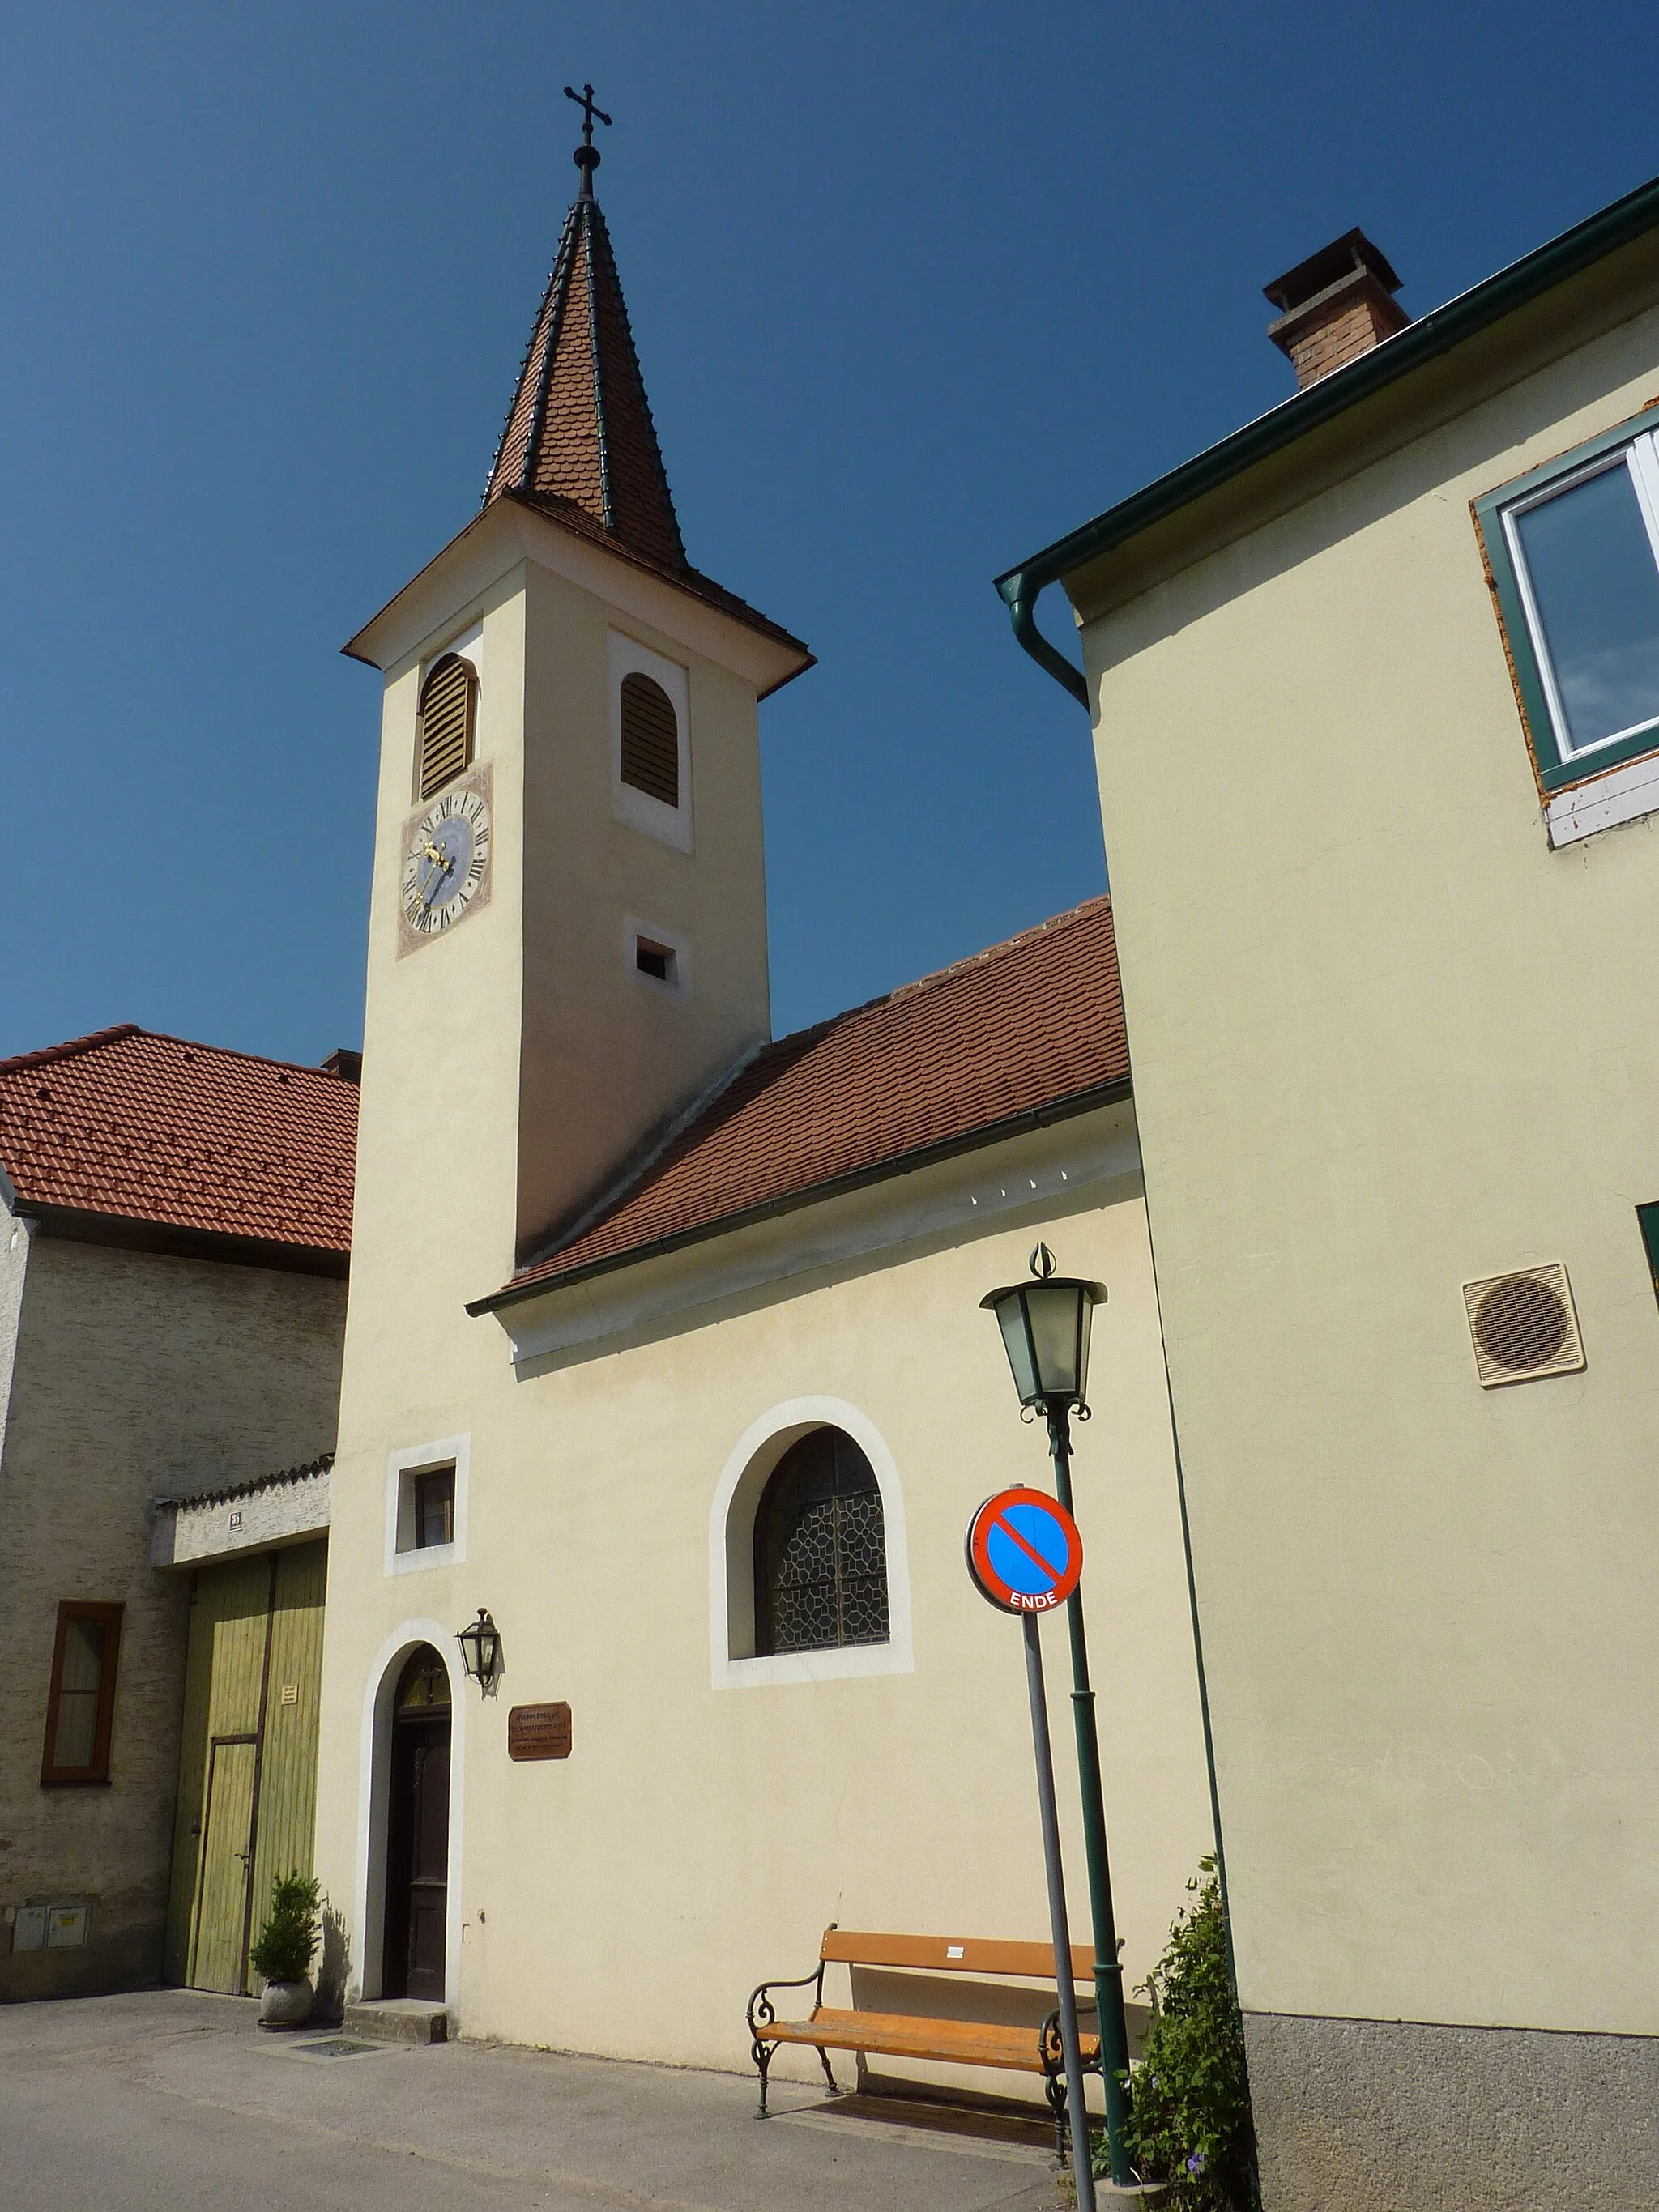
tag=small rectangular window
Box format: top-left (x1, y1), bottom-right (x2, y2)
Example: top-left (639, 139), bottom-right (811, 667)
top-left (41, 1601), bottom-right (122, 1785)
top-left (412, 1467), bottom-right (455, 1549)
top-left (1478, 419), bottom-right (1659, 793)
top-left (635, 937), bottom-right (675, 984)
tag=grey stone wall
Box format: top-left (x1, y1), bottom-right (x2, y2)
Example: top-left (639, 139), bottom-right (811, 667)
top-left (0, 1234), bottom-right (345, 2001)
top-left (1246, 2009), bottom-right (1659, 2211)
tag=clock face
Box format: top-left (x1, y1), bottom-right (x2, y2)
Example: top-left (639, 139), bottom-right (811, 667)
top-left (401, 786), bottom-right (492, 937)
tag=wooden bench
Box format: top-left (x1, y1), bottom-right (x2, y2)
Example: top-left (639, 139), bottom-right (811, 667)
top-left (746, 1927), bottom-right (1101, 2157)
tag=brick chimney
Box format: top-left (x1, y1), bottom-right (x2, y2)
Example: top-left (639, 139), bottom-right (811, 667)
top-left (1264, 228), bottom-right (1408, 390)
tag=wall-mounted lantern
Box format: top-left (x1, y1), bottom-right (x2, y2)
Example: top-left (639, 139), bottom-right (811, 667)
top-left (456, 1608), bottom-right (501, 1694)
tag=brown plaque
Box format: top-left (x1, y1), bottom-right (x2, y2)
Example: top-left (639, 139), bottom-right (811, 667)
top-left (507, 1701), bottom-right (572, 1762)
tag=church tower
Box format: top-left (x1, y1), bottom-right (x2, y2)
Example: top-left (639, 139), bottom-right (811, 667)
top-left (340, 99), bottom-right (812, 1413)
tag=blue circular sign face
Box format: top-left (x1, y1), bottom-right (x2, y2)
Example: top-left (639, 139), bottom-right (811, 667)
top-left (966, 1487), bottom-right (1083, 1614)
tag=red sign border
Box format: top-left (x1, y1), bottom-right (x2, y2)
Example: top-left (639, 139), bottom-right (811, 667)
top-left (966, 1486), bottom-right (1083, 1615)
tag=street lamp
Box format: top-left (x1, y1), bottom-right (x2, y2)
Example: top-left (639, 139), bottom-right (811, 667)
top-left (981, 1244), bottom-right (1135, 2189)
top-left (981, 1247), bottom-right (1106, 1413)
top-left (456, 1608), bottom-right (502, 1694)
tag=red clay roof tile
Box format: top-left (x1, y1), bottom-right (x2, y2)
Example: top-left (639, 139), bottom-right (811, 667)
top-left (485, 194), bottom-right (685, 572)
top-left (0, 1025), bottom-right (357, 1255)
top-left (481, 188), bottom-right (808, 668)
top-left (492, 896), bottom-right (1124, 1302)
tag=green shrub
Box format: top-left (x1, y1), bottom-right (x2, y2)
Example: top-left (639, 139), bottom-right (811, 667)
top-left (249, 1869), bottom-right (322, 1985)
top-left (1100, 1857), bottom-right (1256, 2210)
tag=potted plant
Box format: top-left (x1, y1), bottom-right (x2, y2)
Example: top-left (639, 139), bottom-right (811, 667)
top-left (250, 1869), bottom-right (322, 2030)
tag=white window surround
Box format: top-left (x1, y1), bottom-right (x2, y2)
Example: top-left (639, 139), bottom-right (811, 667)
top-left (625, 911), bottom-right (690, 998)
top-left (352, 1622), bottom-right (465, 2008)
top-left (384, 1434), bottom-right (470, 1578)
top-left (709, 1396), bottom-right (914, 1690)
top-left (609, 628), bottom-right (692, 854)
top-left (1500, 434), bottom-right (1659, 773)
top-left (1545, 747), bottom-right (1659, 847)
top-left (424, 618), bottom-right (484, 690)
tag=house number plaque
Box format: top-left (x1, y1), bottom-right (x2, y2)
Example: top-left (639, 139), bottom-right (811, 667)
top-left (507, 1701), bottom-right (572, 1761)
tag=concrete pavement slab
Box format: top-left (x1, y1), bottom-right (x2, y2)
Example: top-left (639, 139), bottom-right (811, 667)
top-left (0, 1988), bottom-right (1063, 2212)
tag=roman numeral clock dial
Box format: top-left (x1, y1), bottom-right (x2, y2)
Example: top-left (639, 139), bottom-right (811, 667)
top-left (399, 778), bottom-right (493, 945)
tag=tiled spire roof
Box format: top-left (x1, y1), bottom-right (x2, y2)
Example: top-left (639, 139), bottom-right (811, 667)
top-left (484, 188), bottom-right (687, 573)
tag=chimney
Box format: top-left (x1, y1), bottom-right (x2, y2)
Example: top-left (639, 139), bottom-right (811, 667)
top-left (321, 1048), bottom-right (362, 1082)
top-left (1264, 228), bottom-right (1408, 390)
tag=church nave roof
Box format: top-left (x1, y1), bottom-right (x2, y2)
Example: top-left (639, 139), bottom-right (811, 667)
top-left (478, 894), bottom-right (1128, 1313)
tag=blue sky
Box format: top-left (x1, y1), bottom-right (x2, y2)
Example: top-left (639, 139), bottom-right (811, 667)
top-left (4, 2), bottom-right (1657, 1063)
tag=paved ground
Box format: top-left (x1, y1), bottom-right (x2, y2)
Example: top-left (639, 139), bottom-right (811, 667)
top-left (0, 1988), bottom-right (1064, 2212)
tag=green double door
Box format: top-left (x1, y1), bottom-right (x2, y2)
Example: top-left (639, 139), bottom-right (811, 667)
top-left (164, 1541), bottom-right (327, 1994)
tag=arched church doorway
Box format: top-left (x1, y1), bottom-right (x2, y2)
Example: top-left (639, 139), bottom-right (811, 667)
top-left (382, 1646), bottom-right (450, 2001)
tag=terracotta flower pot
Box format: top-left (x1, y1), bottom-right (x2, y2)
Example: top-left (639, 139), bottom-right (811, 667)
top-left (258, 1975), bottom-right (315, 2030)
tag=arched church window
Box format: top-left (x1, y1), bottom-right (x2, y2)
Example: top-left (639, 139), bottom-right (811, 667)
top-left (619, 671), bottom-right (679, 808)
top-left (417, 654), bottom-right (476, 801)
top-left (753, 1428), bottom-right (889, 1656)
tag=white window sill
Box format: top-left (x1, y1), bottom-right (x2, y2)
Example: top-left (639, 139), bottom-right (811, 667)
top-left (718, 1640), bottom-right (913, 1691)
top-left (388, 1541), bottom-right (460, 1578)
top-left (1546, 749), bottom-right (1659, 847)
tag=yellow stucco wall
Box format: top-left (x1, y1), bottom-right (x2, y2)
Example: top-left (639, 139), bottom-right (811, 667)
top-left (1076, 292), bottom-right (1659, 2035)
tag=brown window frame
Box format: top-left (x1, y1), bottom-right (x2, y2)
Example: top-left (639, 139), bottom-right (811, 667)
top-left (41, 1600), bottom-right (123, 1787)
top-left (412, 1466), bottom-right (456, 1550)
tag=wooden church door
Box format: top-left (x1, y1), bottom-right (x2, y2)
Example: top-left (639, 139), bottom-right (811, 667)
top-left (383, 1648), bottom-right (450, 2001)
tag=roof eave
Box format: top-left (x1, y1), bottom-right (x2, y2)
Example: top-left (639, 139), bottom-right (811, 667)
top-left (996, 168), bottom-right (1659, 609)
top-left (20, 1200), bottom-right (350, 1279)
top-left (343, 492), bottom-right (812, 697)
top-left (466, 1074), bottom-right (1133, 1319)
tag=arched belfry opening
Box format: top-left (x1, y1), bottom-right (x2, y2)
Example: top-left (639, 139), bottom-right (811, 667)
top-left (382, 1646), bottom-right (450, 2001)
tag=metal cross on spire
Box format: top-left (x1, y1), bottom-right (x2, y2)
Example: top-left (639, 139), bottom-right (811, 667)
top-left (564, 82), bottom-right (612, 198)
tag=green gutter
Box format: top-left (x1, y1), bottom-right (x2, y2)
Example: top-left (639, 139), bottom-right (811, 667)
top-left (996, 167), bottom-right (1659, 702)
top-left (467, 1073), bottom-right (1132, 1318)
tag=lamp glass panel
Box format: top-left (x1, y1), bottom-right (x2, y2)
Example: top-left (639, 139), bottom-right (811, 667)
top-left (1025, 1281), bottom-right (1088, 1400)
top-left (993, 1294), bottom-right (1041, 1402)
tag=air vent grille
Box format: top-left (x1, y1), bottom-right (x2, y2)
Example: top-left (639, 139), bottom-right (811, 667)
top-left (1461, 1264), bottom-right (1584, 1387)
top-left (418, 654), bottom-right (476, 801)
top-left (619, 672), bottom-right (680, 808)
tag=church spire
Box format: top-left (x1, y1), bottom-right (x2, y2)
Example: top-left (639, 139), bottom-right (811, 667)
top-left (484, 87), bottom-right (688, 574)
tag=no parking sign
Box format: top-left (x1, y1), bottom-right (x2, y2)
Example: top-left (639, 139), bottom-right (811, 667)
top-left (964, 1481), bottom-right (1098, 2206)
top-left (966, 1486), bottom-right (1084, 1614)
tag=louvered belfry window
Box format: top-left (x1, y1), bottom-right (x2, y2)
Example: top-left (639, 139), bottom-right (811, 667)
top-left (417, 654), bottom-right (476, 801)
top-left (619, 672), bottom-right (680, 808)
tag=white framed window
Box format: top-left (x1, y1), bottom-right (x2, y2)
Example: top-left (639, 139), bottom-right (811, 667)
top-left (1481, 419), bottom-right (1659, 795)
top-left (608, 629), bottom-right (691, 854)
top-left (708, 1398), bottom-right (914, 1690)
top-left (385, 1435), bottom-right (470, 1578)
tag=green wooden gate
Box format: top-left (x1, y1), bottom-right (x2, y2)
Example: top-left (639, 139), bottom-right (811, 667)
top-left (164, 1540), bottom-right (327, 1993)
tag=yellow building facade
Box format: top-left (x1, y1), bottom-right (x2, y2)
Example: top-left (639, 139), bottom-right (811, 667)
top-left (1000, 179), bottom-right (1659, 2208)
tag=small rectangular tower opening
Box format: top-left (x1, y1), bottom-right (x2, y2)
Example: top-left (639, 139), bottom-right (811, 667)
top-left (634, 936), bottom-right (676, 986)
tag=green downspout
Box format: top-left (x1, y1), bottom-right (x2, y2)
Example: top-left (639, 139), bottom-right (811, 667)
top-left (997, 571), bottom-right (1089, 707)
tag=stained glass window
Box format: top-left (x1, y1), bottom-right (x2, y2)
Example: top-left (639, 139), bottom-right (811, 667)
top-left (754, 1428), bottom-right (889, 1656)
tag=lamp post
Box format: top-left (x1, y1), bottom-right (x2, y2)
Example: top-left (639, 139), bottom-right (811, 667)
top-left (981, 1246), bottom-right (1134, 2189)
